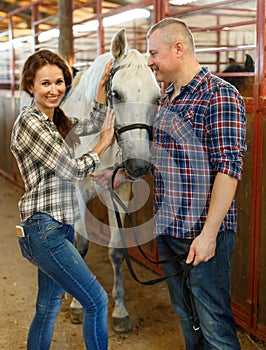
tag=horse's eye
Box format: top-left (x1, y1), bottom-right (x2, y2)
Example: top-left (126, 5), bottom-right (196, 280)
top-left (112, 90), bottom-right (121, 102)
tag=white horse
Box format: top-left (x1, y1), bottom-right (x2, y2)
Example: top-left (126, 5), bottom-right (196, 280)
top-left (20, 28), bottom-right (161, 333)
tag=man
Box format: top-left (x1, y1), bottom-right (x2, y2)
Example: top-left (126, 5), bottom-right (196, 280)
top-left (94, 18), bottom-right (246, 349)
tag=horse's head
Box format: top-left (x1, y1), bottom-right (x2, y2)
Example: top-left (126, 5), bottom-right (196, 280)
top-left (109, 29), bottom-right (161, 179)
top-left (60, 29), bottom-right (161, 179)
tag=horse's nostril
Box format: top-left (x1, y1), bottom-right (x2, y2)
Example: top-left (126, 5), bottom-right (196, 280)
top-left (123, 159), bottom-right (151, 179)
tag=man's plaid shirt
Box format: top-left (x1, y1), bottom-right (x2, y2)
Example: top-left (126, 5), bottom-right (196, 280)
top-left (10, 102), bottom-right (107, 225)
top-left (153, 66), bottom-right (247, 239)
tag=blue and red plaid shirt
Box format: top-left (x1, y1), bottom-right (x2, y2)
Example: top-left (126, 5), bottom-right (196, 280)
top-left (153, 66), bottom-right (247, 239)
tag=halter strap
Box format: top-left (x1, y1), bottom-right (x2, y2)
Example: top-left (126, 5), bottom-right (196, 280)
top-left (107, 64), bottom-right (153, 144)
top-left (115, 123), bottom-right (153, 142)
top-left (107, 65), bottom-right (120, 108)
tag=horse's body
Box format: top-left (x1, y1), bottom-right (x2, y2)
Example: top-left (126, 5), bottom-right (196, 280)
top-left (222, 54), bottom-right (254, 96)
top-left (20, 29), bottom-right (161, 333)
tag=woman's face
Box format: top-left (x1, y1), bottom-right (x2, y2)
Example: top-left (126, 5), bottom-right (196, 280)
top-left (30, 64), bottom-right (66, 119)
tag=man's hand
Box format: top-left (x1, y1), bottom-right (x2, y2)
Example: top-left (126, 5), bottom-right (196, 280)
top-left (92, 168), bottom-right (131, 190)
top-left (186, 172), bottom-right (238, 266)
top-left (186, 231), bottom-right (217, 266)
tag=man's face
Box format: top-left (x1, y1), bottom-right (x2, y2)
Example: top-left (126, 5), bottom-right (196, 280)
top-left (148, 29), bottom-right (178, 83)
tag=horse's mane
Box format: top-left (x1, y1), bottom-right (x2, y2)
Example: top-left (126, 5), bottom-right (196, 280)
top-left (61, 49), bottom-right (151, 114)
top-left (117, 49), bottom-right (148, 70)
top-left (72, 70), bottom-right (84, 89)
top-left (113, 49), bottom-right (150, 85)
top-left (63, 53), bottom-right (112, 108)
top-left (64, 70), bottom-right (84, 101)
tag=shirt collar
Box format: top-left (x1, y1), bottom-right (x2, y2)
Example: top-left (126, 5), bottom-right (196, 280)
top-left (23, 105), bottom-right (52, 122)
top-left (165, 66), bottom-right (210, 97)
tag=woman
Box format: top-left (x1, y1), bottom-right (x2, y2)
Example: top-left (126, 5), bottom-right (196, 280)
top-left (10, 49), bottom-right (114, 350)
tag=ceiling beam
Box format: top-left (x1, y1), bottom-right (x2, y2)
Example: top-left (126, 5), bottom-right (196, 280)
top-left (0, 1), bottom-right (31, 23)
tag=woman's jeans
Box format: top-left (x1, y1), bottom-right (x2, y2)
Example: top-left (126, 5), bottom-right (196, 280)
top-left (18, 212), bottom-right (108, 350)
top-left (156, 230), bottom-right (240, 350)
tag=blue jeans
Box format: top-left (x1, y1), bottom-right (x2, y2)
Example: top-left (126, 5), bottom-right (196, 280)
top-left (18, 212), bottom-right (108, 350)
top-left (156, 230), bottom-right (240, 350)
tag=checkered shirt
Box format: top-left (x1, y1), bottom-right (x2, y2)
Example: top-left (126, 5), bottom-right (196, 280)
top-left (10, 102), bottom-right (106, 224)
top-left (153, 66), bottom-right (247, 239)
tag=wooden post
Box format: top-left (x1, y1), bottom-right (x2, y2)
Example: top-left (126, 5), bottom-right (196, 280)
top-left (58, 0), bottom-right (73, 66)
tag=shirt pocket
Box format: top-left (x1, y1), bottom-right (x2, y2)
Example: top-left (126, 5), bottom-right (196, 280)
top-left (170, 108), bottom-right (195, 145)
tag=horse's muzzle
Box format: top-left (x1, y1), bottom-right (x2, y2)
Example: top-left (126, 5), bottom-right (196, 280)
top-left (122, 159), bottom-right (151, 179)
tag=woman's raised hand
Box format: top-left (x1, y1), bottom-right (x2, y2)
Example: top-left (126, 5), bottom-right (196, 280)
top-left (92, 108), bottom-right (115, 157)
top-left (96, 60), bottom-right (113, 105)
top-left (100, 107), bottom-right (115, 148)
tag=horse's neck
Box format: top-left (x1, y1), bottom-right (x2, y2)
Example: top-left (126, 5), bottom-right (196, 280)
top-left (61, 53), bottom-right (111, 118)
top-left (61, 72), bottom-right (93, 117)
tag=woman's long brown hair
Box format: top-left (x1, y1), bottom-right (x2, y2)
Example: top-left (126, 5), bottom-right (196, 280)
top-left (20, 49), bottom-right (80, 148)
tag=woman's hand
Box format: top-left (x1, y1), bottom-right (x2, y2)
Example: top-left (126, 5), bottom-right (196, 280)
top-left (96, 60), bottom-right (113, 105)
top-left (100, 108), bottom-right (115, 148)
top-left (92, 108), bottom-right (115, 157)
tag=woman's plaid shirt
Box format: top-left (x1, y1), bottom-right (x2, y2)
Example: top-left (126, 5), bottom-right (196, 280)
top-left (10, 102), bottom-right (107, 225)
top-left (153, 66), bottom-right (247, 239)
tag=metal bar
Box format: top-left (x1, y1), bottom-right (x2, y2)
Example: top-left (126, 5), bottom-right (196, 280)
top-left (0, 30), bottom-right (9, 38)
top-left (97, 0), bottom-right (104, 55)
top-left (153, 0), bottom-right (163, 23)
top-left (249, 0), bottom-right (265, 332)
top-left (96, 0), bottom-right (153, 20)
top-left (73, 0), bottom-right (97, 11)
top-left (196, 45), bottom-right (255, 53)
top-left (167, 0), bottom-right (256, 16)
top-left (8, 16), bottom-right (15, 95)
top-left (191, 20), bottom-right (256, 32)
top-left (0, 0), bottom-right (56, 20)
top-left (33, 14), bottom-right (58, 26)
top-left (32, 3), bottom-right (39, 52)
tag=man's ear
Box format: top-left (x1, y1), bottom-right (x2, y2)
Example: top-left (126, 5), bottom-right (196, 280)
top-left (174, 41), bottom-right (184, 57)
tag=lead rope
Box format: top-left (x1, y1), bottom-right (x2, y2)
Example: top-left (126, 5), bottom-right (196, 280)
top-left (109, 168), bottom-right (200, 331)
top-left (182, 264), bottom-right (201, 331)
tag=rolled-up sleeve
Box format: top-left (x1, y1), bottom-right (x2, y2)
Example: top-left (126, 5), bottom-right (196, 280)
top-left (69, 100), bottom-right (107, 136)
top-left (207, 86), bottom-right (247, 180)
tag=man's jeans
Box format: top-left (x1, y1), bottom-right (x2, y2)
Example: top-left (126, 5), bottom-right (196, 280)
top-left (156, 230), bottom-right (240, 350)
top-left (18, 212), bottom-right (108, 350)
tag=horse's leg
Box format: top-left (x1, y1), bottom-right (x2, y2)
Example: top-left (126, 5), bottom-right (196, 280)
top-left (108, 183), bottom-right (132, 333)
top-left (109, 247), bottom-right (132, 333)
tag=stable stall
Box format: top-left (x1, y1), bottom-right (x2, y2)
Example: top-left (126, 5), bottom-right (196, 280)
top-left (0, 0), bottom-right (265, 341)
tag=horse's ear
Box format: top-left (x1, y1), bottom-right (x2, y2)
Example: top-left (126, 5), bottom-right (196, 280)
top-left (111, 28), bottom-right (128, 62)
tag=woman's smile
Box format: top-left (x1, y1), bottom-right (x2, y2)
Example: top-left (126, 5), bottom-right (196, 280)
top-left (30, 64), bottom-right (66, 119)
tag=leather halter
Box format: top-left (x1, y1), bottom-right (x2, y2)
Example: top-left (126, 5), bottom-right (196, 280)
top-left (107, 64), bottom-right (153, 143)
